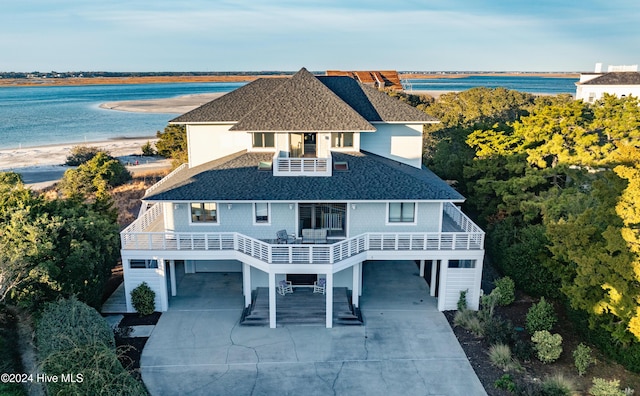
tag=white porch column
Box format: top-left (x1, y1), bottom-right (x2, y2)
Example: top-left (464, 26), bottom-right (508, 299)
top-left (419, 260), bottom-right (425, 278)
top-left (430, 260), bottom-right (438, 297)
top-left (243, 263), bottom-right (251, 308)
top-left (159, 259), bottom-right (169, 311)
top-left (169, 260), bottom-right (176, 297)
top-left (352, 263), bottom-right (360, 307)
top-left (326, 272), bottom-right (334, 328)
top-left (437, 259), bottom-right (449, 311)
top-left (268, 272), bottom-right (276, 328)
top-left (358, 262), bottom-right (363, 296)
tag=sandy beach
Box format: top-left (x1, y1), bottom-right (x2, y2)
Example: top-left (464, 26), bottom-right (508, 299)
top-left (99, 92), bottom-right (226, 114)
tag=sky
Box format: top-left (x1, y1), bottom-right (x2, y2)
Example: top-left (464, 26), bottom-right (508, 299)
top-left (2, 0), bottom-right (640, 72)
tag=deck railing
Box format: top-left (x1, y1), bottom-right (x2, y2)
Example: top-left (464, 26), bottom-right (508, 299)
top-left (273, 151), bottom-right (332, 177)
top-left (145, 163), bottom-right (188, 196)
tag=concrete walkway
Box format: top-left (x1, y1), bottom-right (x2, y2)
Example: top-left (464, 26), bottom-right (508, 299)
top-left (140, 261), bottom-right (486, 396)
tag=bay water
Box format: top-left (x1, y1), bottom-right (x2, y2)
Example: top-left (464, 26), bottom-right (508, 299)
top-left (0, 76), bottom-right (577, 150)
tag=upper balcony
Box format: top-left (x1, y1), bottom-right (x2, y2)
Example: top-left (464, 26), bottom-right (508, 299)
top-left (272, 151), bottom-right (332, 177)
top-left (121, 202), bottom-right (485, 265)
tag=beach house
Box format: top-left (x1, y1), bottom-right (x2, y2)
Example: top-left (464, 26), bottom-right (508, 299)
top-left (119, 68), bottom-right (485, 328)
top-left (576, 63), bottom-right (640, 103)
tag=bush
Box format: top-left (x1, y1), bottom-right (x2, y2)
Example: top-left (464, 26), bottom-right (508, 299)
top-left (454, 309), bottom-right (484, 336)
top-left (65, 145), bottom-right (105, 166)
top-left (36, 297), bottom-right (114, 359)
top-left (532, 330), bottom-right (563, 364)
top-left (513, 339), bottom-right (535, 363)
top-left (489, 343), bottom-right (522, 372)
top-left (526, 297), bottom-right (557, 334)
top-left (131, 282), bottom-right (156, 316)
top-left (573, 343), bottom-right (595, 376)
top-left (495, 374), bottom-right (516, 392)
top-left (540, 374), bottom-right (575, 396)
top-left (589, 378), bottom-right (626, 396)
top-left (484, 315), bottom-right (518, 346)
top-left (457, 289), bottom-right (468, 311)
top-left (494, 276), bottom-right (516, 306)
top-left (141, 141), bottom-right (156, 156)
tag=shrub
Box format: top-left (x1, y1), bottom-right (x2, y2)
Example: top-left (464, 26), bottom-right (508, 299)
top-left (481, 288), bottom-right (501, 317)
top-left (532, 330), bottom-right (563, 364)
top-left (131, 282), bottom-right (156, 316)
top-left (494, 374), bottom-right (516, 392)
top-left (141, 141), bottom-right (156, 156)
top-left (489, 343), bottom-right (522, 372)
top-left (457, 289), bottom-right (468, 311)
top-left (541, 374), bottom-right (575, 396)
top-left (513, 339), bottom-right (535, 363)
top-left (589, 378), bottom-right (626, 396)
top-left (494, 276), bottom-right (516, 306)
top-left (526, 297), bottom-right (557, 334)
top-left (65, 145), bottom-right (105, 166)
top-left (485, 315), bottom-right (518, 346)
top-left (454, 309), bottom-right (484, 337)
top-left (573, 343), bottom-right (595, 376)
top-left (36, 297), bottom-right (114, 359)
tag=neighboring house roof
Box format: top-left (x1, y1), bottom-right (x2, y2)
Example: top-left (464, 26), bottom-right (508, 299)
top-left (578, 72), bottom-right (640, 85)
top-left (144, 151), bottom-right (464, 202)
top-left (170, 68), bottom-right (437, 127)
top-left (326, 70), bottom-right (404, 90)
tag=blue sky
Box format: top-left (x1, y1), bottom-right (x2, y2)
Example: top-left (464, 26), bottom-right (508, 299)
top-left (2, 0), bottom-right (639, 72)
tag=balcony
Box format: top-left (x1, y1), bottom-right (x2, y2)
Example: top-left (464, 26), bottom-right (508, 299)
top-left (272, 151), bottom-right (332, 177)
top-left (121, 202), bottom-right (485, 265)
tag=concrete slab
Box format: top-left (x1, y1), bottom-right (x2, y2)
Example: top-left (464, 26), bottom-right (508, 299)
top-left (101, 282), bottom-right (127, 314)
top-left (128, 325), bottom-right (155, 338)
top-left (141, 261), bottom-right (486, 395)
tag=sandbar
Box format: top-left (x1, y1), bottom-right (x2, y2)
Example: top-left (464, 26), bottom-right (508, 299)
top-left (99, 92), bottom-right (226, 114)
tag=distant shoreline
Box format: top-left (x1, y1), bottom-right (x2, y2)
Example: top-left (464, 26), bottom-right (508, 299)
top-left (0, 72), bottom-right (580, 87)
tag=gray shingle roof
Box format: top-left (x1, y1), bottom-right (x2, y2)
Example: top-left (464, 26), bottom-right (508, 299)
top-left (170, 68), bottom-right (437, 127)
top-left (144, 151), bottom-right (464, 202)
top-left (579, 72), bottom-right (640, 85)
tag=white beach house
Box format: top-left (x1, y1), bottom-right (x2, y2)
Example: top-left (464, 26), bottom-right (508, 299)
top-left (119, 68), bottom-right (485, 328)
top-left (576, 63), bottom-right (640, 103)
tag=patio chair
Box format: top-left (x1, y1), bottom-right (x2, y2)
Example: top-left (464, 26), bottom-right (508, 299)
top-left (276, 229), bottom-right (295, 244)
top-left (313, 278), bottom-right (326, 295)
top-left (278, 280), bottom-right (293, 296)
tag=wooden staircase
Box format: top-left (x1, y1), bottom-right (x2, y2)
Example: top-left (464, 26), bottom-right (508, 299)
top-left (240, 287), bottom-right (362, 326)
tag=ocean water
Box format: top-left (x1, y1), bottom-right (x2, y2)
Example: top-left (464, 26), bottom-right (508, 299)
top-left (404, 75), bottom-right (577, 94)
top-left (0, 82), bottom-right (244, 149)
top-left (0, 76), bottom-right (577, 150)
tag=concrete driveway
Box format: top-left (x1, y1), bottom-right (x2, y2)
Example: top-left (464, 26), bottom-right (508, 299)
top-left (140, 261), bottom-right (486, 396)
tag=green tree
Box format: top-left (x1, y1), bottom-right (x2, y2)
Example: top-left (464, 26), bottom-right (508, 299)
top-left (155, 124), bottom-right (188, 167)
top-left (59, 151), bottom-right (131, 203)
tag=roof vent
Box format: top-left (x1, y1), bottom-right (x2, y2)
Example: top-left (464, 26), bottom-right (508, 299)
top-left (334, 161), bottom-right (349, 171)
top-left (257, 161), bottom-right (272, 171)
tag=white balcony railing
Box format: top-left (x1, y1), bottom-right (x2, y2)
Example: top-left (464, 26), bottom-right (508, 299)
top-left (121, 203), bottom-right (485, 264)
top-left (145, 163), bottom-right (188, 196)
top-left (272, 151), bottom-right (332, 177)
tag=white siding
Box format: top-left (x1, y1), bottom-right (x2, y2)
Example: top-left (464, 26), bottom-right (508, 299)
top-left (193, 259), bottom-right (242, 272)
top-left (360, 124), bottom-right (423, 168)
top-left (187, 124), bottom-right (250, 167)
top-left (123, 267), bottom-right (168, 312)
top-left (576, 84), bottom-right (640, 103)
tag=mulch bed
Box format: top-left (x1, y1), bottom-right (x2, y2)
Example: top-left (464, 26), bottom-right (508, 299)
top-left (114, 312), bottom-right (162, 381)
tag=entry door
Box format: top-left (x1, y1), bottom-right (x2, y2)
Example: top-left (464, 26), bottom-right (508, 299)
top-left (303, 133), bottom-right (316, 157)
top-left (290, 133), bottom-right (303, 157)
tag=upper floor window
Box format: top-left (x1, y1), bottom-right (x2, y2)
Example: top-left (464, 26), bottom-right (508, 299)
top-left (130, 259), bottom-right (158, 269)
top-left (253, 132), bottom-right (275, 148)
top-left (388, 202), bottom-right (415, 223)
top-left (331, 132), bottom-right (354, 148)
top-left (191, 202), bottom-right (217, 223)
top-left (254, 203), bottom-right (270, 224)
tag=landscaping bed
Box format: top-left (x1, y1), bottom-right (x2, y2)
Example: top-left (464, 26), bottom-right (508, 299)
top-left (445, 291), bottom-right (640, 395)
top-left (114, 312), bottom-right (162, 381)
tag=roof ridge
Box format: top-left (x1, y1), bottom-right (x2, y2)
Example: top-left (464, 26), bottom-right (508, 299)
top-left (229, 68), bottom-right (376, 132)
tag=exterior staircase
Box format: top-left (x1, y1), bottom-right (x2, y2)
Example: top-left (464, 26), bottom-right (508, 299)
top-left (240, 287), bottom-right (362, 326)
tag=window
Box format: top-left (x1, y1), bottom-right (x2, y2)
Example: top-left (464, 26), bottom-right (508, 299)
top-left (253, 132), bottom-right (275, 148)
top-left (130, 259), bottom-right (158, 269)
top-left (191, 202), bottom-right (217, 223)
top-left (254, 203), bottom-right (269, 224)
top-left (448, 260), bottom-right (476, 268)
top-left (331, 132), bottom-right (354, 148)
top-left (388, 202), bottom-right (415, 223)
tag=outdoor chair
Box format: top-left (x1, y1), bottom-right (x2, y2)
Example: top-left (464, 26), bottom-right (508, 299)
top-left (313, 278), bottom-right (326, 295)
top-left (278, 280), bottom-right (293, 296)
top-left (276, 229), bottom-right (296, 244)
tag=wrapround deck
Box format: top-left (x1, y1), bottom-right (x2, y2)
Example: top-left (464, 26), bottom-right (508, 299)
top-left (121, 202), bottom-right (484, 267)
